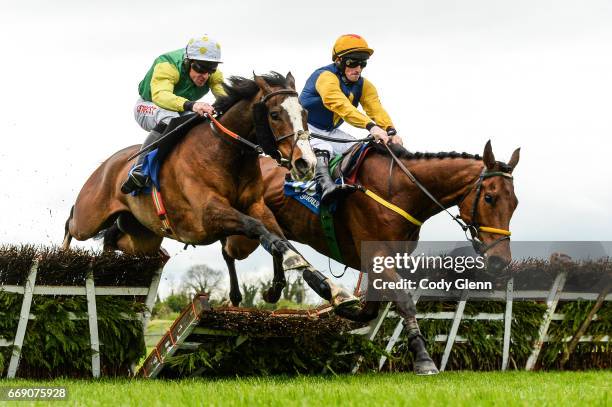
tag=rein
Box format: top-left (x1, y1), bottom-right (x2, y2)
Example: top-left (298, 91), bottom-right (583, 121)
top-left (382, 143), bottom-right (512, 255)
top-left (208, 114), bottom-right (263, 154)
top-left (211, 88), bottom-right (301, 167)
top-left (128, 89), bottom-right (305, 164)
top-left (310, 133), bottom-right (374, 143)
top-left (127, 114), bottom-right (201, 161)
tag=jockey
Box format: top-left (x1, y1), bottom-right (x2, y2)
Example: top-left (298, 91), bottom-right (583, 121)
top-left (121, 36), bottom-right (227, 194)
top-left (299, 34), bottom-right (403, 204)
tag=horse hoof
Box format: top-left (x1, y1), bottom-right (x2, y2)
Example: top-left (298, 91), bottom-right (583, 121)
top-left (414, 358), bottom-right (439, 376)
top-left (281, 250), bottom-right (310, 271)
top-left (262, 290), bottom-right (280, 304)
top-left (331, 288), bottom-right (360, 309)
top-left (333, 303), bottom-right (364, 321)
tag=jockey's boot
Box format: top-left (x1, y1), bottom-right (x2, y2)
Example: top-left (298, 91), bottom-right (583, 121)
top-left (120, 123), bottom-right (166, 194)
top-left (314, 149), bottom-right (356, 205)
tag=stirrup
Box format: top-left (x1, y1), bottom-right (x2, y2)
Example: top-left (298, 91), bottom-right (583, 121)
top-left (321, 183), bottom-right (357, 205)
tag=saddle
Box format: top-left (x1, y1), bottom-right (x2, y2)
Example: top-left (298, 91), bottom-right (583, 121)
top-left (330, 142), bottom-right (375, 183)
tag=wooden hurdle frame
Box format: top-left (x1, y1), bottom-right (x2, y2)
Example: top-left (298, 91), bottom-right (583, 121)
top-left (352, 271), bottom-right (611, 372)
top-left (0, 260), bottom-right (163, 378)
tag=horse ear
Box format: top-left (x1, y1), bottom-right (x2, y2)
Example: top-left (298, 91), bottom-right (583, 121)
top-left (507, 147), bottom-right (520, 172)
top-left (483, 140), bottom-right (496, 170)
top-left (254, 74), bottom-right (273, 95)
top-left (286, 72), bottom-right (296, 90)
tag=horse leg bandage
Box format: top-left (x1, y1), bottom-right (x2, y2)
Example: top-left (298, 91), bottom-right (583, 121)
top-left (404, 316), bottom-right (422, 338)
top-left (302, 268), bottom-right (332, 301)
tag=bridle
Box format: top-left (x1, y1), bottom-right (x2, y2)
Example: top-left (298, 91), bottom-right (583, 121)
top-left (383, 144), bottom-right (513, 255)
top-left (455, 169), bottom-right (513, 254)
top-left (257, 89), bottom-right (311, 170)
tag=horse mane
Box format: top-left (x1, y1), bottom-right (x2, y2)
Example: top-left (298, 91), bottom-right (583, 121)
top-left (213, 72), bottom-right (288, 113)
top-left (373, 143), bottom-right (513, 172)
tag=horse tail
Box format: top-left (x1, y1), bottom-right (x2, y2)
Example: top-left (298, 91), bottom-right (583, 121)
top-left (61, 205), bottom-right (74, 250)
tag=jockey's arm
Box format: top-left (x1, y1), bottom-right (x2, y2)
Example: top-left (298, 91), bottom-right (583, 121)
top-left (360, 78), bottom-right (395, 133)
top-left (361, 78), bottom-right (402, 145)
top-left (315, 71), bottom-right (372, 129)
top-left (208, 70), bottom-right (228, 98)
top-left (150, 62), bottom-right (189, 111)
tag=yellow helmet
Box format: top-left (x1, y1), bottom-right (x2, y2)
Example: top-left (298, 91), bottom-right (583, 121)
top-left (332, 34), bottom-right (374, 60)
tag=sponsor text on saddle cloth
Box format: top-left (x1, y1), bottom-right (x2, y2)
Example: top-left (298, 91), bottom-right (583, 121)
top-left (284, 143), bottom-right (372, 214)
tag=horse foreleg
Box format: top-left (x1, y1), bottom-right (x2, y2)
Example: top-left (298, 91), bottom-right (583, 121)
top-left (243, 201), bottom-right (358, 309)
top-left (208, 199), bottom-right (357, 308)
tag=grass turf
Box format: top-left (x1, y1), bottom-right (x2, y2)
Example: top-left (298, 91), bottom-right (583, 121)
top-left (1, 371), bottom-right (609, 406)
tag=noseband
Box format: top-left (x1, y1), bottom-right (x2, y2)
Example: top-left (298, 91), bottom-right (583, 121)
top-left (456, 169), bottom-right (513, 254)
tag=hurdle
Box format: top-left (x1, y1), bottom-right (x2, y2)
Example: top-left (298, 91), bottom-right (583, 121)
top-left (353, 269), bottom-right (611, 372)
top-left (0, 248), bottom-right (164, 378)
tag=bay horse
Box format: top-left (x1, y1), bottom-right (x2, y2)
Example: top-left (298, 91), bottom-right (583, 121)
top-left (61, 72), bottom-right (358, 309)
top-left (222, 140), bottom-right (520, 374)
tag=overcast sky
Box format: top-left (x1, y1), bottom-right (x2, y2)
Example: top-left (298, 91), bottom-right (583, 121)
top-left (1, 1), bottom-right (611, 298)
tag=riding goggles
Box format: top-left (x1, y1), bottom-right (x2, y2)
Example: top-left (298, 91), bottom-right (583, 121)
top-left (191, 61), bottom-right (218, 74)
top-left (343, 58), bottom-right (368, 68)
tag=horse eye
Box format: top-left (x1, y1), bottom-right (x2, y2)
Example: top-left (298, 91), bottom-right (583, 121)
top-left (484, 194), bottom-right (494, 204)
top-left (270, 111), bottom-right (281, 120)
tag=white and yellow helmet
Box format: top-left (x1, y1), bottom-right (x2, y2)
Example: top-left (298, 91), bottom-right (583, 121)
top-left (185, 35), bottom-right (222, 63)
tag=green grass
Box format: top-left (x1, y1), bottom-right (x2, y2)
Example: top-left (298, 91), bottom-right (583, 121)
top-left (1, 371), bottom-right (609, 406)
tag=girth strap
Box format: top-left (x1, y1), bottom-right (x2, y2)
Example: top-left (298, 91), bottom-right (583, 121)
top-left (152, 185), bottom-right (175, 236)
top-left (320, 205), bottom-right (344, 263)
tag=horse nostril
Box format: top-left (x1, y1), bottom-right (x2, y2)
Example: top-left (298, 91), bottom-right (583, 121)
top-left (294, 158), bottom-right (309, 174)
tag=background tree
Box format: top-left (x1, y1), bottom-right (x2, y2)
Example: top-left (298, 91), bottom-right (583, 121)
top-left (280, 275), bottom-right (306, 304)
top-left (164, 290), bottom-right (190, 313)
top-left (181, 264), bottom-right (225, 299)
top-left (241, 282), bottom-right (259, 307)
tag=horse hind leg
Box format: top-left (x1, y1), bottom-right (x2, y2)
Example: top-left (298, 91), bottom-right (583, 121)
top-left (262, 255), bottom-right (286, 304)
top-left (101, 221), bottom-right (123, 252)
top-left (221, 239), bottom-right (243, 306)
top-left (105, 213), bottom-right (164, 256)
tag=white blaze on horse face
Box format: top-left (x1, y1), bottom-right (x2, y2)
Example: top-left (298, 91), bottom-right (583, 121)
top-left (281, 97), bottom-right (316, 167)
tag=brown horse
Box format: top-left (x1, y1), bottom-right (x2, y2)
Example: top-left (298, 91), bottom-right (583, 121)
top-left (61, 72), bottom-right (357, 308)
top-left (222, 140), bottom-right (520, 374)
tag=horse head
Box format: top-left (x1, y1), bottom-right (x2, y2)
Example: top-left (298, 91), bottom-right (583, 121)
top-left (456, 140), bottom-right (520, 271)
top-left (253, 72), bottom-right (316, 181)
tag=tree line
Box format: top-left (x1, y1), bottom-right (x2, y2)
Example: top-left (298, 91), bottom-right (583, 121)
top-left (152, 264), bottom-right (307, 317)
